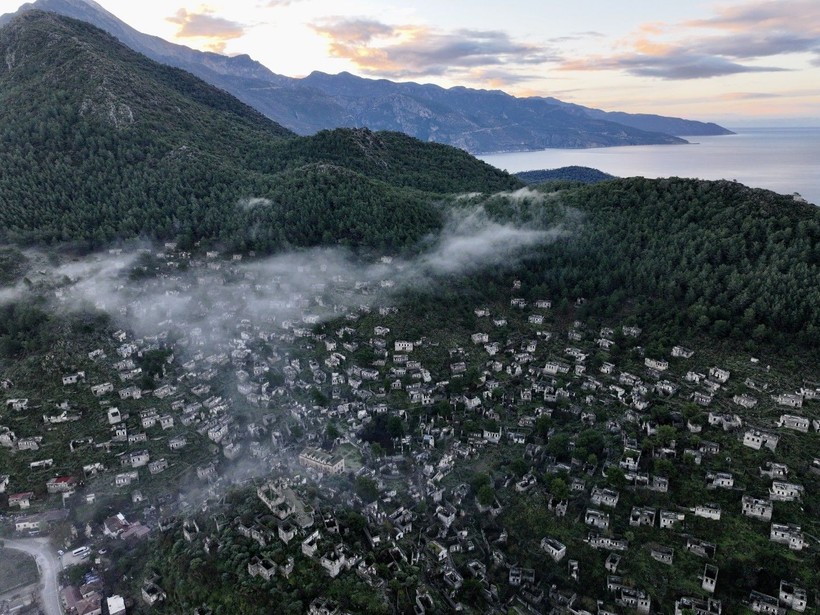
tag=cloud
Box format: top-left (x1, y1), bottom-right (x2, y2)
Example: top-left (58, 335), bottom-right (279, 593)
top-left (313, 18), bottom-right (395, 45)
top-left (563, 53), bottom-right (788, 80)
top-left (237, 197), bottom-right (272, 210)
top-left (415, 204), bottom-right (560, 276)
top-left (558, 0), bottom-right (820, 80)
top-left (548, 31), bottom-right (605, 44)
top-left (465, 67), bottom-right (541, 88)
top-left (167, 8), bottom-right (247, 53)
top-left (310, 18), bottom-right (555, 80)
top-left (685, 0), bottom-right (820, 32)
top-left (23, 197), bottom-right (565, 358)
top-left (717, 91), bottom-right (782, 101)
top-left (716, 88), bottom-right (820, 101)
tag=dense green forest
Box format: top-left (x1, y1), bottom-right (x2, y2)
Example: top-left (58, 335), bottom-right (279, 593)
top-left (397, 177), bottom-right (819, 354)
top-left (558, 178), bottom-right (819, 348)
top-left (0, 12), bottom-right (520, 252)
top-left (1, 177), bottom-right (818, 355)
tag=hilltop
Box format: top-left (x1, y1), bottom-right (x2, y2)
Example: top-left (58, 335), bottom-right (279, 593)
top-left (515, 167), bottom-right (616, 185)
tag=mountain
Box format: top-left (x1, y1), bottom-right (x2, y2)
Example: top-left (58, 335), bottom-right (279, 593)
top-left (0, 11), bottom-right (520, 252)
top-left (293, 71), bottom-right (688, 152)
top-left (0, 0), bottom-right (732, 153)
top-left (582, 109), bottom-right (731, 137)
top-left (536, 97), bottom-right (732, 137)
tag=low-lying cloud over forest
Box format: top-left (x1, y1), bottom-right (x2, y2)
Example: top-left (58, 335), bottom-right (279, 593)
top-left (4, 198), bottom-right (569, 361)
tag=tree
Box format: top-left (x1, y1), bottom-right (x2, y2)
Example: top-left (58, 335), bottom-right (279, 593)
top-left (458, 578), bottom-right (484, 606)
top-left (547, 433), bottom-right (570, 460)
top-left (355, 477), bottom-right (379, 503)
top-left (535, 414), bottom-right (552, 440)
top-left (549, 478), bottom-right (570, 501)
top-left (477, 484), bottom-right (495, 507)
top-left (655, 425), bottom-right (677, 447)
top-left (510, 458), bottom-right (529, 477)
top-left (325, 422), bottom-right (340, 441)
top-left (607, 467), bottom-right (627, 490)
top-left (387, 415), bottom-right (404, 439)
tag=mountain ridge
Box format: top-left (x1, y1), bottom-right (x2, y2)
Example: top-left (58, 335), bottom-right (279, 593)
top-left (0, 11), bottom-right (519, 252)
top-left (0, 0), bottom-right (732, 153)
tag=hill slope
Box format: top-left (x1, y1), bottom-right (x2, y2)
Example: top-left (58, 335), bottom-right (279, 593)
top-left (454, 178), bottom-right (820, 350)
top-left (0, 11), bottom-right (520, 252)
top-left (0, 0), bottom-right (732, 152)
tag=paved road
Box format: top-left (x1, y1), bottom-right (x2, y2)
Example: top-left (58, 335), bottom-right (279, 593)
top-left (3, 537), bottom-right (63, 615)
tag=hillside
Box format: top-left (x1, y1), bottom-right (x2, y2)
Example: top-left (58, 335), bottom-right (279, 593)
top-left (0, 0), bottom-right (733, 152)
top-left (0, 176), bottom-right (817, 614)
top-left (0, 8), bottom-right (815, 351)
top-left (0, 11), bottom-right (520, 252)
top-left (449, 178), bottom-right (820, 352)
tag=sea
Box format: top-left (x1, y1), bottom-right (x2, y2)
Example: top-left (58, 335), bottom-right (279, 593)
top-left (479, 127), bottom-right (820, 206)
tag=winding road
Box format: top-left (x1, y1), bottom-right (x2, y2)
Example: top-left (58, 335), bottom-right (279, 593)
top-left (3, 537), bottom-right (63, 615)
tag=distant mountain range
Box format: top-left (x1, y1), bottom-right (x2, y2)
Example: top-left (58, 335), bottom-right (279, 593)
top-left (0, 0), bottom-right (733, 153)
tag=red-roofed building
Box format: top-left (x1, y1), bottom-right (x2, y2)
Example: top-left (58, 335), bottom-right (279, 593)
top-left (46, 476), bottom-right (78, 494)
top-left (61, 586), bottom-right (82, 613)
top-left (8, 491), bottom-right (34, 509)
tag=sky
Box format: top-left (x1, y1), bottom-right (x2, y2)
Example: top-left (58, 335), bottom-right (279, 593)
top-left (9, 0), bottom-right (820, 124)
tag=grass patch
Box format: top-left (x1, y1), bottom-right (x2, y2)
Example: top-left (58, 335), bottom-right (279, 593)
top-left (336, 443), bottom-right (364, 473)
top-left (0, 548), bottom-right (39, 594)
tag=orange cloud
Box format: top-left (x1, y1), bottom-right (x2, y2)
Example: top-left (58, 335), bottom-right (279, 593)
top-left (167, 8), bottom-right (246, 53)
top-left (685, 0), bottom-right (820, 32)
top-left (310, 18), bottom-right (555, 79)
top-left (632, 36), bottom-right (672, 56)
top-left (557, 0), bottom-right (818, 80)
top-left (641, 22), bottom-right (665, 35)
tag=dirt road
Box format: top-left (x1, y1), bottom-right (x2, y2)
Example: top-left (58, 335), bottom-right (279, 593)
top-left (4, 537), bottom-right (63, 615)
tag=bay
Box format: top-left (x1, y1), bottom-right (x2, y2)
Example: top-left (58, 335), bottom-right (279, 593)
top-left (479, 127), bottom-right (820, 205)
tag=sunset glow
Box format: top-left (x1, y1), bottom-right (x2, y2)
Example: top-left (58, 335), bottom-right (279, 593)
top-left (9, 0), bottom-right (820, 124)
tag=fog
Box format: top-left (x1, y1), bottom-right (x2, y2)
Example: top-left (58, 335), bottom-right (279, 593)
top-left (6, 204), bottom-right (567, 358)
top-left (0, 198), bottom-right (571, 506)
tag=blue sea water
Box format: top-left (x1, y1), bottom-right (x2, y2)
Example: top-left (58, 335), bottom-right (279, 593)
top-left (479, 127), bottom-right (820, 205)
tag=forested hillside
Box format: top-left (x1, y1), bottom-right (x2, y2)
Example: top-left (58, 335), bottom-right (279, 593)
top-left (1, 0), bottom-right (733, 153)
top-left (427, 178), bottom-right (820, 353)
top-left (0, 11), bottom-right (520, 252)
